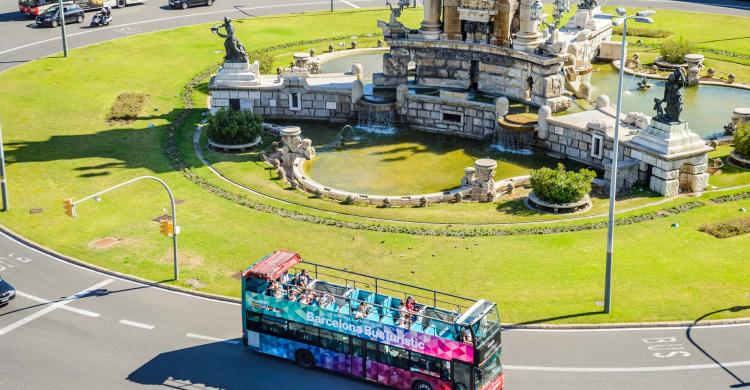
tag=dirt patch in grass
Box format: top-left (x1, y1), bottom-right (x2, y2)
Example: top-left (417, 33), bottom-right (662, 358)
top-left (699, 216), bottom-right (750, 238)
top-left (159, 249), bottom-right (204, 269)
top-left (108, 93), bottom-right (149, 124)
top-left (89, 237), bottom-right (121, 249)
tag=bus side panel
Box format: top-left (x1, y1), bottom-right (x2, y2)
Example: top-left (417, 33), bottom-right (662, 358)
top-left (257, 334), bottom-right (352, 376)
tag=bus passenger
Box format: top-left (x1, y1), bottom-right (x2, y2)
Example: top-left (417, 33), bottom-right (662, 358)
top-left (296, 270), bottom-right (311, 287)
top-left (278, 272), bottom-right (290, 286)
top-left (355, 302), bottom-right (369, 320)
top-left (461, 328), bottom-right (473, 344)
top-left (318, 293), bottom-right (334, 309)
top-left (288, 288), bottom-right (301, 302)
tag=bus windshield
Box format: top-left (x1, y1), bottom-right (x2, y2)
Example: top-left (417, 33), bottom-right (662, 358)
top-left (473, 305), bottom-right (501, 364)
top-left (476, 347), bottom-right (503, 388)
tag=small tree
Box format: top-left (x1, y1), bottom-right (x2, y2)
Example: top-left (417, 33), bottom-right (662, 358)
top-left (659, 37), bottom-right (695, 64)
top-left (205, 108), bottom-right (262, 145)
top-left (734, 122), bottom-right (750, 159)
top-left (530, 163), bottom-right (596, 204)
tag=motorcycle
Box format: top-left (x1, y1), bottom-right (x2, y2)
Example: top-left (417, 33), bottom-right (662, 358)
top-left (90, 9), bottom-right (112, 27)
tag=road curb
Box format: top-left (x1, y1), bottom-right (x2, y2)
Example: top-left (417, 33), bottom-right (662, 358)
top-left (1, 223), bottom-right (748, 329)
top-left (0, 223), bottom-right (241, 305)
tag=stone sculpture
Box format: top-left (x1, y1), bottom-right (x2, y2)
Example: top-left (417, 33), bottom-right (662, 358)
top-left (211, 17), bottom-right (248, 63)
top-left (654, 68), bottom-right (687, 123)
top-left (578, 0), bottom-right (598, 9)
top-left (460, 159), bottom-right (497, 202)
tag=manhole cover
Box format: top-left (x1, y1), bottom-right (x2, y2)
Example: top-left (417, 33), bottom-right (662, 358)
top-left (29, 208), bottom-right (44, 214)
top-left (175, 199), bottom-right (186, 205)
top-left (152, 214), bottom-right (171, 223)
top-left (90, 237), bottom-right (121, 249)
top-left (186, 278), bottom-right (207, 289)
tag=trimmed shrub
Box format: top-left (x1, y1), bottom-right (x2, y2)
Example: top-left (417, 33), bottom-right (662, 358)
top-left (108, 93), bottom-right (148, 123)
top-left (699, 217), bottom-right (750, 238)
top-left (659, 37), bottom-right (695, 64)
top-left (734, 122), bottom-right (750, 159)
top-left (205, 108), bottom-right (262, 145)
top-left (248, 50), bottom-right (274, 74)
top-left (530, 163), bottom-right (596, 204)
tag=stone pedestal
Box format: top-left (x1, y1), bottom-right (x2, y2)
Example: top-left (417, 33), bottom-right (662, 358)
top-left (631, 120), bottom-right (707, 156)
top-left (512, 0), bottom-right (542, 53)
top-left (275, 126), bottom-right (316, 170)
top-left (460, 158), bottom-right (497, 202)
top-left (597, 41), bottom-right (626, 62)
top-left (684, 54), bottom-right (704, 87)
top-left (420, 0), bottom-right (443, 39)
top-left (212, 60), bottom-right (261, 88)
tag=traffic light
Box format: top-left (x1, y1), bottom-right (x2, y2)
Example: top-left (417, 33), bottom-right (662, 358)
top-left (159, 219), bottom-right (174, 237)
top-left (63, 199), bottom-right (76, 217)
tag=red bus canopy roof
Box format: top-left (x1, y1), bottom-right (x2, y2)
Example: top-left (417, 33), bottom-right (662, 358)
top-left (243, 250), bottom-right (301, 281)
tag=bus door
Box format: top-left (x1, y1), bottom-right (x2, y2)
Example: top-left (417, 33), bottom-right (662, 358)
top-left (352, 338), bottom-right (379, 382)
top-left (452, 360), bottom-right (473, 390)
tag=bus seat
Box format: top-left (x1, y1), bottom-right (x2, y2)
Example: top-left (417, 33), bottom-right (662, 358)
top-left (381, 314), bottom-right (394, 325)
top-left (388, 297), bottom-right (402, 317)
top-left (356, 290), bottom-right (374, 303)
top-left (366, 311), bottom-right (380, 322)
top-left (424, 325), bottom-right (438, 336)
top-left (410, 322), bottom-right (423, 333)
top-left (374, 294), bottom-right (391, 315)
top-left (339, 305), bottom-right (351, 315)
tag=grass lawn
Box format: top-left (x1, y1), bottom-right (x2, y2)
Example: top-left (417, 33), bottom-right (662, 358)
top-left (0, 8), bottom-right (749, 324)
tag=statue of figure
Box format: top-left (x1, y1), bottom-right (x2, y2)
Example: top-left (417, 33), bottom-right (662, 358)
top-left (211, 17), bottom-right (248, 63)
top-left (578, 0), bottom-right (598, 10)
top-left (653, 97), bottom-right (664, 118)
top-left (386, 1), bottom-right (402, 25)
top-left (656, 68), bottom-right (687, 123)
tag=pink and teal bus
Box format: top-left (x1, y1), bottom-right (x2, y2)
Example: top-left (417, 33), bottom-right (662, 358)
top-left (241, 250), bottom-right (504, 390)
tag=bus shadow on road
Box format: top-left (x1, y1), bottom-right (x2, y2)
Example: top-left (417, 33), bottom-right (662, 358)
top-left (127, 340), bottom-right (379, 390)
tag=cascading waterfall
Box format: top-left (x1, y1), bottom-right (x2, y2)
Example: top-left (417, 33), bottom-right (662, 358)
top-left (356, 100), bottom-right (396, 133)
top-left (490, 129), bottom-right (534, 155)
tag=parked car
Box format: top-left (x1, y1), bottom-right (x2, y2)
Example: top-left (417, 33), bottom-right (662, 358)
top-left (0, 276), bottom-right (15, 307)
top-left (168, 0), bottom-right (212, 10)
top-left (35, 3), bottom-right (84, 27)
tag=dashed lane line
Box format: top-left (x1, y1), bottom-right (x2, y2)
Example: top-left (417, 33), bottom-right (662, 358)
top-left (119, 319), bottom-right (155, 330)
top-left (504, 360), bottom-right (750, 373)
top-left (0, 279), bottom-right (113, 337)
top-left (15, 291), bottom-right (100, 318)
top-left (341, 0), bottom-right (361, 8)
top-left (186, 333), bottom-right (240, 345)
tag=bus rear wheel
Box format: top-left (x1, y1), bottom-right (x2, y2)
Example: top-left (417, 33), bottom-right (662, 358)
top-left (116, 0), bottom-right (126, 8)
top-left (295, 349), bottom-right (315, 369)
top-left (413, 380), bottom-right (433, 390)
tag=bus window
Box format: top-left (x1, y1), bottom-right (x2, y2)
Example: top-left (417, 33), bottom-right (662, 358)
top-left (378, 344), bottom-right (409, 370)
top-left (260, 316), bottom-right (288, 337)
top-left (288, 322), bottom-right (319, 345)
top-left (452, 361), bottom-right (472, 390)
top-left (410, 351), bottom-right (450, 380)
top-left (320, 329), bottom-right (350, 354)
top-left (246, 312), bottom-right (262, 331)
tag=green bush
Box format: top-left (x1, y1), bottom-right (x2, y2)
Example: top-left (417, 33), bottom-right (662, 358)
top-left (659, 37), bottom-right (695, 64)
top-left (530, 163), bottom-right (596, 204)
top-left (248, 50), bottom-right (274, 74)
top-left (205, 108), bottom-right (262, 145)
top-left (734, 122), bottom-right (750, 159)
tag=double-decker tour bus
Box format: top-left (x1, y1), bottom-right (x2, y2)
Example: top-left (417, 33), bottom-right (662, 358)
top-left (241, 250), bottom-right (504, 390)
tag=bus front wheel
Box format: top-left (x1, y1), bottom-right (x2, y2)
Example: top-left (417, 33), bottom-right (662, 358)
top-left (116, 0), bottom-right (126, 8)
top-left (412, 380), bottom-right (432, 390)
top-left (295, 349), bottom-right (315, 369)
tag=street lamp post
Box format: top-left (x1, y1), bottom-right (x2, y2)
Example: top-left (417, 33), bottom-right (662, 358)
top-left (596, 8), bottom-right (655, 314)
top-left (0, 124), bottom-right (8, 211)
top-left (58, 0), bottom-right (68, 57)
top-left (65, 176), bottom-right (180, 280)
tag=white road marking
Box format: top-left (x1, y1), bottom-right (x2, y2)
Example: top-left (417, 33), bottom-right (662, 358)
top-left (504, 322), bottom-right (750, 332)
top-left (341, 0), bottom-right (361, 8)
top-left (15, 291), bottom-right (100, 318)
top-left (119, 319), bottom-right (155, 330)
top-left (0, 279), bottom-right (113, 337)
top-left (186, 332), bottom-right (239, 344)
top-left (0, 0), bottom-right (383, 56)
top-left (504, 360), bottom-right (750, 373)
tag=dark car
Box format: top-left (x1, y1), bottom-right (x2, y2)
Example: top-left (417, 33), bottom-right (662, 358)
top-left (0, 276), bottom-right (15, 307)
top-left (168, 0), bottom-right (212, 10)
top-left (35, 3), bottom-right (84, 27)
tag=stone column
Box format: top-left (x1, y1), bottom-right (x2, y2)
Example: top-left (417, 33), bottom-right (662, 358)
top-left (512, 0), bottom-right (542, 53)
top-left (420, 0), bottom-right (443, 39)
top-left (443, 0), bottom-right (461, 40)
top-left (684, 54), bottom-right (704, 87)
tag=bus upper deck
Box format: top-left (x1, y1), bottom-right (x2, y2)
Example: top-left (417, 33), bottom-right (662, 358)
top-left (242, 250), bottom-right (500, 345)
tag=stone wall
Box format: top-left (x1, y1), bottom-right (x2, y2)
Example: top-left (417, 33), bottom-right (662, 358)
top-left (400, 93), bottom-right (499, 140)
top-left (210, 87), bottom-right (352, 122)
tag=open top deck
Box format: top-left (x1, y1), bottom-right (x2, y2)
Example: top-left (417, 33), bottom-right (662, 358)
top-left (243, 251), bottom-right (491, 343)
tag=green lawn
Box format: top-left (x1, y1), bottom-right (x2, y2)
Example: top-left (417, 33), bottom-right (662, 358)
top-left (0, 8), bottom-right (748, 324)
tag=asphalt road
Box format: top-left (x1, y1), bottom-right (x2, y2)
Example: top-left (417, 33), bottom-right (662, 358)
top-left (1, 0), bottom-right (750, 389)
top-left (0, 230), bottom-right (749, 389)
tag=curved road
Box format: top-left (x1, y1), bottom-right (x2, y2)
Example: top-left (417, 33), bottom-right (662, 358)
top-left (1, 0), bottom-right (750, 389)
top-left (0, 230), bottom-right (748, 389)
